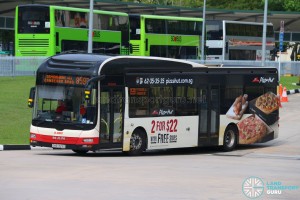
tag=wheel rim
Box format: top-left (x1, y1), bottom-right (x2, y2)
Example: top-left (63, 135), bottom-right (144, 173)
top-left (130, 134), bottom-right (142, 151)
top-left (225, 130), bottom-right (235, 148)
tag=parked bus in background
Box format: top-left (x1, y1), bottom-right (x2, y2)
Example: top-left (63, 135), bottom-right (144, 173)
top-left (290, 42), bottom-right (300, 61)
top-left (28, 53), bottom-right (279, 155)
top-left (15, 4), bottom-right (129, 56)
top-left (129, 14), bottom-right (202, 59)
top-left (206, 20), bottom-right (275, 61)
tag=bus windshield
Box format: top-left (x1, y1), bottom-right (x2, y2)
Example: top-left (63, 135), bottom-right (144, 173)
top-left (18, 6), bottom-right (50, 33)
top-left (145, 19), bottom-right (201, 35)
top-left (206, 21), bottom-right (223, 40)
top-left (33, 84), bottom-right (97, 128)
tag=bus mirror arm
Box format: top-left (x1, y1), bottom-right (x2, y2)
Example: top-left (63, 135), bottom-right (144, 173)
top-left (85, 75), bottom-right (105, 89)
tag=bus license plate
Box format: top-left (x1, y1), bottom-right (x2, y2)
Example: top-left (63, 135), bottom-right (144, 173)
top-left (52, 144), bottom-right (66, 149)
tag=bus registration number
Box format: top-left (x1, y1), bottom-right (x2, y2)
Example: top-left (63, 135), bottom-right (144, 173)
top-left (52, 144), bottom-right (66, 149)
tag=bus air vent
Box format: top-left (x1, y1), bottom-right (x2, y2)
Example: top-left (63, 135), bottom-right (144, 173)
top-left (18, 39), bottom-right (49, 47)
top-left (20, 50), bottom-right (48, 56)
top-left (131, 44), bottom-right (140, 53)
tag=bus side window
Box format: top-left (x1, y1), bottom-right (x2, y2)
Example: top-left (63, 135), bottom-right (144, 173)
top-left (175, 86), bottom-right (197, 115)
top-left (129, 88), bottom-right (149, 117)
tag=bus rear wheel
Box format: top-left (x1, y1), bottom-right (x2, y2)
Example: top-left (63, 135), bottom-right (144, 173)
top-left (128, 130), bottom-right (146, 156)
top-left (223, 125), bottom-right (238, 151)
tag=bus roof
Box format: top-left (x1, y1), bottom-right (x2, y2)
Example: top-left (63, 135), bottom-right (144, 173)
top-left (223, 20), bottom-right (273, 26)
top-left (18, 4), bottom-right (128, 16)
top-left (37, 53), bottom-right (277, 78)
top-left (37, 54), bottom-right (206, 77)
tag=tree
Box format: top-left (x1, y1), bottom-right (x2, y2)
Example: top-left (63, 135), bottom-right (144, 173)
top-left (283, 0), bottom-right (300, 11)
top-left (268, 0), bottom-right (285, 11)
top-left (121, 0), bottom-right (300, 12)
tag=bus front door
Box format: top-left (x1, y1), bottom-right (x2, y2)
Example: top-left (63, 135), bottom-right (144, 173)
top-left (99, 88), bottom-right (124, 147)
top-left (198, 86), bottom-right (220, 146)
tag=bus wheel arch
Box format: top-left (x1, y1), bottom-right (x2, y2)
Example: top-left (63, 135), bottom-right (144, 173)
top-left (223, 123), bottom-right (239, 151)
top-left (128, 127), bottom-right (148, 156)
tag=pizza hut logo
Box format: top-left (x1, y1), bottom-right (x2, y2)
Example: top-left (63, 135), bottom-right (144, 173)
top-left (252, 77), bottom-right (260, 83)
top-left (252, 77), bottom-right (275, 83)
top-left (152, 110), bottom-right (159, 115)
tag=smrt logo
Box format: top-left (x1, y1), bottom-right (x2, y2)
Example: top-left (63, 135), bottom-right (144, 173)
top-left (171, 36), bottom-right (182, 42)
top-left (252, 77), bottom-right (275, 83)
top-left (93, 31), bottom-right (101, 37)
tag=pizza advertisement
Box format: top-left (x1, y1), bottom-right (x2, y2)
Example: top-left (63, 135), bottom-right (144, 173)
top-left (226, 94), bottom-right (248, 120)
top-left (237, 114), bottom-right (273, 145)
top-left (249, 92), bottom-right (280, 125)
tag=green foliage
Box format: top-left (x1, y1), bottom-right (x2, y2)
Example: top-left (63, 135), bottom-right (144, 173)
top-left (283, 0), bottom-right (300, 11)
top-left (121, 0), bottom-right (300, 11)
top-left (206, 0), bottom-right (264, 10)
top-left (268, 0), bottom-right (285, 11)
top-left (0, 76), bottom-right (35, 144)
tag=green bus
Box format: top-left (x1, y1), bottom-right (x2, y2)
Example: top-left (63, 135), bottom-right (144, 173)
top-left (15, 4), bottom-right (130, 56)
top-left (129, 14), bottom-right (202, 59)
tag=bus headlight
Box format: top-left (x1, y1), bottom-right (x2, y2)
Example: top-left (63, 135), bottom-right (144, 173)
top-left (30, 133), bottom-right (36, 139)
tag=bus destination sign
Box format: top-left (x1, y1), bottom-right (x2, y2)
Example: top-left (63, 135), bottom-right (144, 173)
top-left (42, 74), bottom-right (90, 86)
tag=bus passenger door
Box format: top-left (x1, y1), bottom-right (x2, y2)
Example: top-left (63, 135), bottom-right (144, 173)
top-left (100, 88), bottom-right (124, 146)
top-left (198, 85), bottom-right (220, 146)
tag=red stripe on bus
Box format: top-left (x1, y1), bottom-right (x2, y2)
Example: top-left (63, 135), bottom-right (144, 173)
top-left (30, 132), bottom-right (99, 145)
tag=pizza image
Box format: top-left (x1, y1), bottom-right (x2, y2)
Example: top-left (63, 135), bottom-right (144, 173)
top-left (238, 115), bottom-right (267, 144)
top-left (255, 92), bottom-right (279, 114)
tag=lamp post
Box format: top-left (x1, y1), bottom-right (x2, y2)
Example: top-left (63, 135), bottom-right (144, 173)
top-left (88, 0), bottom-right (94, 53)
top-left (262, 0), bottom-right (268, 66)
top-left (201, 0), bottom-right (206, 63)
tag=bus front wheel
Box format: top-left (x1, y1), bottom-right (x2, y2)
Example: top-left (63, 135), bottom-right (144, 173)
top-left (72, 149), bottom-right (89, 154)
top-left (223, 125), bottom-right (238, 151)
top-left (128, 130), bottom-right (146, 156)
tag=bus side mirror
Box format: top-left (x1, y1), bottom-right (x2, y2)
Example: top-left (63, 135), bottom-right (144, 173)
top-left (28, 87), bottom-right (35, 108)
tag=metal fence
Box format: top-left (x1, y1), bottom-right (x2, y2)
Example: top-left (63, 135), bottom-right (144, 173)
top-left (1, 56), bottom-right (300, 76)
top-left (0, 56), bottom-right (47, 77)
top-left (191, 60), bottom-right (300, 76)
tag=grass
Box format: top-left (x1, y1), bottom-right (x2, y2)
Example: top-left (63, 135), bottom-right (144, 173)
top-left (280, 76), bottom-right (300, 91)
top-left (0, 76), bottom-right (35, 144)
top-left (0, 75), bottom-right (299, 145)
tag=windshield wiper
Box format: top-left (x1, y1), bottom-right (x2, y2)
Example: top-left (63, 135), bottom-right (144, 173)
top-left (32, 118), bottom-right (52, 126)
top-left (52, 120), bottom-right (85, 128)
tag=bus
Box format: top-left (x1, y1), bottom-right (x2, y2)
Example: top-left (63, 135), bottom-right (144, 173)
top-left (129, 14), bottom-right (202, 59)
top-left (28, 53), bottom-right (279, 155)
top-left (290, 42), bottom-right (300, 61)
top-left (15, 4), bottom-right (129, 56)
top-left (206, 20), bottom-right (276, 61)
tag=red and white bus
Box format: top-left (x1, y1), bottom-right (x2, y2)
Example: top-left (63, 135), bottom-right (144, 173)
top-left (29, 54), bottom-right (279, 155)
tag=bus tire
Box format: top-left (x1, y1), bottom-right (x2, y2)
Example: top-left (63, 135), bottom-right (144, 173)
top-left (128, 129), bottom-right (147, 156)
top-left (223, 125), bottom-right (238, 151)
top-left (72, 149), bottom-right (89, 154)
